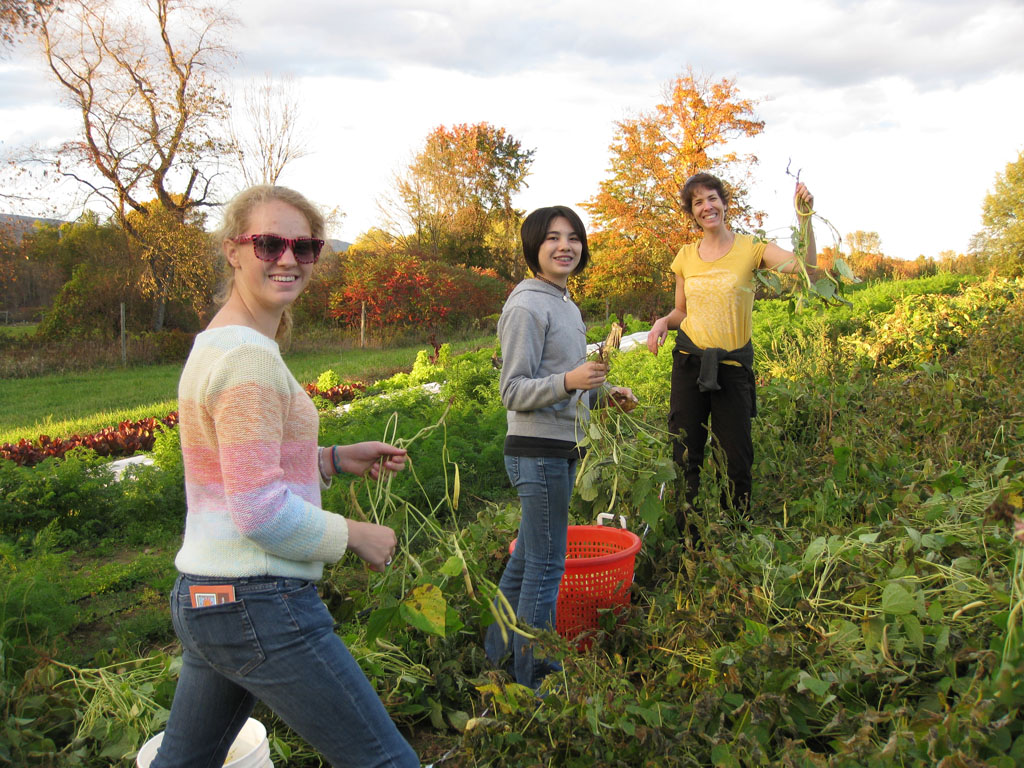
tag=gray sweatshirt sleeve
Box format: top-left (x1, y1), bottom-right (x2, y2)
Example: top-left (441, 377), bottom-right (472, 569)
top-left (499, 305), bottom-right (571, 412)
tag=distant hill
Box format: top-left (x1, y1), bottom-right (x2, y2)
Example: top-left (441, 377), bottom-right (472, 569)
top-left (328, 238), bottom-right (351, 253)
top-left (0, 213), bottom-right (67, 242)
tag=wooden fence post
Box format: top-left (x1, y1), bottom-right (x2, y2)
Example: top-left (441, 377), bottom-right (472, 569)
top-left (120, 302), bottom-right (127, 366)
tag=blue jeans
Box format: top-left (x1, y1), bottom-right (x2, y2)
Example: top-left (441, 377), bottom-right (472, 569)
top-left (485, 455), bottom-right (576, 689)
top-left (151, 574), bottom-right (418, 768)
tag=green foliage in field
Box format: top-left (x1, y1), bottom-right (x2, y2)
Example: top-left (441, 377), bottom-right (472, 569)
top-left (315, 342), bottom-right (507, 511)
top-left (0, 520), bottom-right (178, 765)
top-left (0, 453), bottom-right (126, 544)
top-left (1, 276), bottom-right (1023, 766)
top-left (365, 345), bottom-right (451, 394)
top-left (150, 424), bottom-right (182, 481)
top-left (0, 451), bottom-right (184, 546)
top-left (455, 278), bottom-right (1024, 766)
top-left (573, 406), bottom-right (678, 532)
top-left (751, 271), bottom-right (976, 355)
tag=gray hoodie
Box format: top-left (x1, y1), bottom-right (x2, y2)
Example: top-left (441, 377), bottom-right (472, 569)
top-left (498, 278), bottom-right (600, 443)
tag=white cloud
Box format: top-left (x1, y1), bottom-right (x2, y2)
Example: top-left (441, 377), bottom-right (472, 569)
top-left (231, 0), bottom-right (1024, 86)
top-left (2, 0), bottom-right (1023, 261)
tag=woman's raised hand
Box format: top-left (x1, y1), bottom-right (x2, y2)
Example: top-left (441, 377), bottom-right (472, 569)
top-left (794, 182), bottom-right (814, 218)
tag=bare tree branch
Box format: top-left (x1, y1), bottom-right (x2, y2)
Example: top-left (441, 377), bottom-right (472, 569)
top-left (27, 0), bottom-right (237, 330)
top-left (229, 73), bottom-right (310, 186)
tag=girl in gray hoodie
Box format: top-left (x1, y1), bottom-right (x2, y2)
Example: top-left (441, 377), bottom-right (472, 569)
top-left (484, 205), bottom-right (635, 690)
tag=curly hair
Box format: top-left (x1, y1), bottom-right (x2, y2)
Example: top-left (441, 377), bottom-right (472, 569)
top-left (681, 173), bottom-right (730, 219)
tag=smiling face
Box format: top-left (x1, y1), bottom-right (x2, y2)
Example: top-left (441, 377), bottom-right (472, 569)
top-left (690, 185), bottom-right (727, 232)
top-left (223, 199), bottom-right (314, 326)
top-left (535, 216), bottom-right (582, 287)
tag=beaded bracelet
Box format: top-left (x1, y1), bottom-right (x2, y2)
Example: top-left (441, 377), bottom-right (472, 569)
top-left (317, 447), bottom-right (331, 485)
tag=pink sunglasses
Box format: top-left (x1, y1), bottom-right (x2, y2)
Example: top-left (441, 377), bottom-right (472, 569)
top-left (232, 234), bottom-right (324, 264)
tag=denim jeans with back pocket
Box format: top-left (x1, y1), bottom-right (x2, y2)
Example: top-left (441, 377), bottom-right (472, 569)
top-left (150, 573), bottom-right (418, 768)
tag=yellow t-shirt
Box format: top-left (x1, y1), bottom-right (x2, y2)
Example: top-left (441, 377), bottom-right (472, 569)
top-left (670, 233), bottom-right (767, 353)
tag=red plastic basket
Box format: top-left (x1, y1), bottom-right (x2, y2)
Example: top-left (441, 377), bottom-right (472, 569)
top-left (509, 524), bottom-right (642, 641)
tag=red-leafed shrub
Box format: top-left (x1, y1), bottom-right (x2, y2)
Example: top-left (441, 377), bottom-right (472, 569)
top-left (1, 412), bottom-right (179, 467)
top-left (328, 252), bottom-right (509, 330)
top-left (303, 380), bottom-right (366, 405)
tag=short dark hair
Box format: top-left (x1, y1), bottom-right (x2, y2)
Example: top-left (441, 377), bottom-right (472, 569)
top-left (681, 173), bottom-right (730, 218)
top-left (520, 206), bottom-right (590, 275)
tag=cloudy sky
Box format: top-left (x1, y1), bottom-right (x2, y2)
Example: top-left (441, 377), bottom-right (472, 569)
top-left (2, 0), bottom-right (1023, 259)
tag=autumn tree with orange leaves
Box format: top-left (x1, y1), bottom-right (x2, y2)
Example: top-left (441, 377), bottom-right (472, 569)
top-left (381, 122), bottom-right (534, 281)
top-left (582, 69), bottom-right (765, 314)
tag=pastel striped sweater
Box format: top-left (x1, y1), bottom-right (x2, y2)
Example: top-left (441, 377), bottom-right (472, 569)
top-left (174, 326), bottom-right (349, 579)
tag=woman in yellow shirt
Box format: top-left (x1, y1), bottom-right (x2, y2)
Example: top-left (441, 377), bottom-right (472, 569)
top-left (646, 172), bottom-right (815, 541)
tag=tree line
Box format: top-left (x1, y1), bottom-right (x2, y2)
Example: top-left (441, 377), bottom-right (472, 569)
top-left (0, 0), bottom-right (1018, 340)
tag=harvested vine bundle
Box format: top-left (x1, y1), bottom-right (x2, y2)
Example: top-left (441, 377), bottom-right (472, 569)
top-left (344, 408), bottom-right (534, 648)
top-left (590, 322), bottom-right (637, 412)
top-left (753, 163), bottom-right (859, 310)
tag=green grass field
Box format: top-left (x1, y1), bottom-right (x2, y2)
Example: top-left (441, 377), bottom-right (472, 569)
top-left (0, 336), bottom-right (495, 444)
top-left (0, 323), bottom-right (38, 338)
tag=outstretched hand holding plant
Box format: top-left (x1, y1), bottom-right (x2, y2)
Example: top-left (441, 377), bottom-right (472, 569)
top-left (754, 163), bottom-right (859, 310)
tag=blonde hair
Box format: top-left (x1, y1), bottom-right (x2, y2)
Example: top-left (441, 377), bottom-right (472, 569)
top-left (213, 185), bottom-right (325, 342)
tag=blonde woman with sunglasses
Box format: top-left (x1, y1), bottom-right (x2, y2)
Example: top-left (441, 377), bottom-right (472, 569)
top-left (151, 185), bottom-right (418, 768)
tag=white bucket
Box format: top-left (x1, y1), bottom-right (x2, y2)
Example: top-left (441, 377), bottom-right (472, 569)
top-left (136, 717), bottom-right (273, 768)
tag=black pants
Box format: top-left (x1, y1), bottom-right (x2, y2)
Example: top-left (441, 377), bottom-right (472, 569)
top-left (668, 351), bottom-right (754, 512)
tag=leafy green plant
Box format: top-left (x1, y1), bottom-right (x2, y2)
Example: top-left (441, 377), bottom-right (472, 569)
top-left (572, 405), bottom-right (676, 533)
top-left (53, 653), bottom-right (177, 764)
top-left (0, 452), bottom-right (122, 543)
top-left (149, 423), bottom-right (182, 478)
top-left (304, 369), bottom-right (367, 411)
top-left (0, 649), bottom-right (81, 766)
top-left (317, 368), bottom-right (341, 391)
top-left (319, 409), bottom-right (532, 733)
top-left (0, 449), bottom-right (184, 546)
top-left (841, 279), bottom-right (1019, 369)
